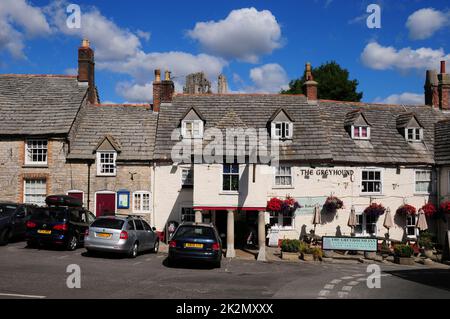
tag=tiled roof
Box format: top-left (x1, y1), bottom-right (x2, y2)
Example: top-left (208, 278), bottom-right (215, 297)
top-left (0, 74), bottom-right (88, 136)
top-left (396, 112), bottom-right (422, 129)
top-left (155, 94), bottom-right (449, 164)
top-left (435, 119), bottom-right (450, 165)
top-left (68, 105), bottom-right (158, 161)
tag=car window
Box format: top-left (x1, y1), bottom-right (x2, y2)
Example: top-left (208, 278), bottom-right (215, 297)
top-left (142, 221), bottom-right (152, 231)
top-left (174, 226), bottom-right (215, 239)
top-left (135, 219), bottom-right (144, 231)
top-left (87, 212), bottom-right (96, 224)
top-left (127, 220), bottom-right (135, 230)
top-left (91, 218), bottom-right (124, 230)
top-left (0, 204), bottom-right (17, 216)
top-left (70, 210), bottom-right (81, 222)
top-left (31, 207), bottom-right (67, 222)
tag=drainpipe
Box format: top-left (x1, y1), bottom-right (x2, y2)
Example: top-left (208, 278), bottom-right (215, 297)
top-left (87, 162), bottom-right (91, 211)
top-left (152, 162), bottom-right (156, 229)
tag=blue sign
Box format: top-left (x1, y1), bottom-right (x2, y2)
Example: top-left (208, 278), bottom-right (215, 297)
top-left (117, 190), bottom-right (130, 209)
top-left (322, 236), bottom-right (378, 252)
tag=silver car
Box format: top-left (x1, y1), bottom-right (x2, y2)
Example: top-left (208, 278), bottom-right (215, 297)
top-left (84, 215), bottom-right (159, 258)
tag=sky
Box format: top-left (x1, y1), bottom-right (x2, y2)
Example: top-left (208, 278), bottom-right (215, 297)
top-left (0, 0), bottom-right (449, 105)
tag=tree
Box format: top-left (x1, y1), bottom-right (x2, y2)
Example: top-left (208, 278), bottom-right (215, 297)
top-left (281, 61), bottom-right (363, 102)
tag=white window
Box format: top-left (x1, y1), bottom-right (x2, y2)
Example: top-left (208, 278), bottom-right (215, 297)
top-left (406, 215), bottom-right (418, 238)
top-left (25, 139), bottom-right (48, 165)
top-left (181, 120), bottom-right (203, 139)
top-left (181, 207), bottom-right (195, 222)
top-left (96, 151), bottom-right (117, 176)
top-left (223, 164), bottom-right (239, 191)
top-left (181, 168), bottom-right (193, 186)
top-left (24, 179), bottom-right (46, 206)
top-left (269, 211), bottom-right (294, 228)
top-left (274, 166), bottom-right (292, 187)
top-left (415, 170), bottom-right (432, 194)
top-left (405, 128), bottom-right (423, 142)
top-left (271, 122), bottom-right (293, 139)
top-left (351, 126), bottom-right (370, 140)
top-left (361, 170), bottom-right (382, 194)
top-left (133, 191), bottom-right (151, 213)
top-left (354, 213), bottom-right (377, 236)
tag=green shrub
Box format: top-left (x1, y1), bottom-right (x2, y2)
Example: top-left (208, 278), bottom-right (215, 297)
top-left (280, 239), bottom-right (302, 253)
top-left (299, 242), bottom-right (323, 257)
top-left (394, 244), bottom-right (414, 258)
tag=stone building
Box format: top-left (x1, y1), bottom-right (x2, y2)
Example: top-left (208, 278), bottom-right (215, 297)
top-left (183, 72), bottom-right (211, 94)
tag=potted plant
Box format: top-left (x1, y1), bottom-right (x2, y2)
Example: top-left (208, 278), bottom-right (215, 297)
top-left (380, 240), bottom-right (391, 259)
top-left (422, 203), bottom-right (437, 217)
top-left (396, 204), bottom-right (417, 216)
top-left (440, 201), bottom-right (450, 215)
top-left (418, 231), bottom-right (435, 259)
top-left (394, 244), bottom-right (415, 265)
top-left (364, 203), bottom-right (386, 218)
top-left (323, 196), bottom-right (344, 213)
top-left (267, 197), bottom-right (283, 213)
top-left (280, 239), bottom-right (301, 261)
top-left (300, 242), bottom-right (322, 261)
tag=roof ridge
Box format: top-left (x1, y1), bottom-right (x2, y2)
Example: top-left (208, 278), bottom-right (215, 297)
top-left (174, 93), bottom-right (306, 97)
top-left (319, 99), bottom-right (428, 108)
top-left (0, 74), bottom-right (77, 78)
top-left (93, 103), bottom-right (151, 108)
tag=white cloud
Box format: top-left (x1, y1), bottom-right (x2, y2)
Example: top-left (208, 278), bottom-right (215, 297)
top-left (187, 7), bottom-right (283, 63)
top-left (116, 82), bottom-right (153, 102)
top-left (373, 92), bottom-right (424, 105)
top-left (0, 0), bottom-right (51, 58)
top-left (406, 8), bottom-right (449, 40)
top-left (361, 41), bottom-right (450, 71)
top-left (246, 63), bottom-right (289, 93)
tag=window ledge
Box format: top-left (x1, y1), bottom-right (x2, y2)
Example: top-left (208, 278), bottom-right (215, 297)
top-left (96, 174), bottom-right (117, 177)
top-left (219, 191), bottom-right (239, 195)
top-left (360, 193), bottom-right (383, 197)
top-left (22, 164), bottom-right (48, 168)
top-left (272, 186), bottom-right (294, 190)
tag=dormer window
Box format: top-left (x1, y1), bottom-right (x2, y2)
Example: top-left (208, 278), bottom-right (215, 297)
top-left (352, 126), bottom-right (370, 140)
top-left (181, 120), bottom-right (204, 139)
top-left (405, 128), bottom-right (423, 142)
top-left (272, 122), bottom-right (293, 139)
top-left (96, 151), bottom-right (117, 176)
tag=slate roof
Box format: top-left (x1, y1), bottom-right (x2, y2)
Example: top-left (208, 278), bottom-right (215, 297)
top-left (68, 105), bottom-right (158, 161)
top-left (155, 94), bottom-right (450, 164)
top-left (0, 75), bottom-right (88, 136)
top-left (343, 109), bottom-right (371, 127)
top-left (396, 113), bottom-right (423, 129)
top-left (435, 119), bottom-right (450, 165)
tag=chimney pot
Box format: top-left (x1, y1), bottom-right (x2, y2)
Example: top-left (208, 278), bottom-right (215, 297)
top-left (155, 69), bottom-right (161, 82)
top-left (441, 60), bottom-right (446, 74)
top-left (165, 70), bottom-right (171, 81)
top-left (81, 39), bottom-right (90, 48)
top-left (153, 69), bottom-right (174, 112)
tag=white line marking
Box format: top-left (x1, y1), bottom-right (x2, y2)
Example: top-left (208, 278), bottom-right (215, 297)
top-left (348, 281), bottom-right (359, 286)
top-left (318, 290), bottom-right (330, 297)
top-left (352, 274), bottom-right (365, 277)
top-left (331, 279), bottom-right (342, 284)
top-left (133, 262), bottom-right (142, 266)
top-left (0, 293), bottom-right (45, 299)
top-left (317, 297), bottom-right (327, 299)
top-left (357, 278), bottom-right (367, 282)
top-left (342, 286), bottom-right (353, 292)
top-left (57, 255), bottom-right (68, 259)
top-left (324, 284), bottom-right (335, 290)
top-left (341, 276), bottom-right (353, 280)
top-left (338, 291), bottom-right (348, 298)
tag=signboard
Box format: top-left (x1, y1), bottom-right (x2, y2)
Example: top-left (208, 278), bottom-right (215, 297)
top-left (295, 196), bottom-right (327, 215)
top-left (117, 190), bottom-right (130, 209)
top-left (322, 236), bottom-right (377, 252)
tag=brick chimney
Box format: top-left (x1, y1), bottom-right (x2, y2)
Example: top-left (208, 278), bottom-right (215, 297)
top-left (424, 70), bottom-right (439, 108)
top-left (303, 62), bottom-right (318, 102)
top-left (438, 60), bottom-right (449, 110)
top-left (153, 69), bottom-right (174, 112)
top-left (77, 39), bottom-right (97, 104)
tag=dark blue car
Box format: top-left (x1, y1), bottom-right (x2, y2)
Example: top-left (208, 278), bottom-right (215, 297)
top-left (0, 202), bottom-right (36, 245)
top-left (168, 223), bottom-right (222, 268)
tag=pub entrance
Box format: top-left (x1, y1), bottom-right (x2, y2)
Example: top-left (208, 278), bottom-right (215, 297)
top-left (214, 210), bottom-right (260, 249)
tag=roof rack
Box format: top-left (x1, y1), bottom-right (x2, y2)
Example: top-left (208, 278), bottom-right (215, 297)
top-left (116, 213), bottom-right (144, 219)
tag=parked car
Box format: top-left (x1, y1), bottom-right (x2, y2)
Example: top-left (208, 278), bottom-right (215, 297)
top-left (85, 215), bottom-right (159, 258)
top-left (0, 202), bottom-right (36, 245)
top-left (26, 195), bottom-right (95, 250)
top-left (168, 222), bottom-right (222, 268)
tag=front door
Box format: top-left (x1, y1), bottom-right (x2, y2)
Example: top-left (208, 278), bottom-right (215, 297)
top-left (95, 193), bottom-right (115, 217)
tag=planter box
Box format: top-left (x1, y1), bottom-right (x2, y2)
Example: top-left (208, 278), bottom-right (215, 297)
top-left (281, 251), bottom-right (299, 261)
top-left (394, 256), bottom-right (415, 265)
top-left (301, 253), bottom-right (315, 261)
top-left (423, 249), bottom-right (434, 259)
top-left (364, 251), bottom-right (377, 260)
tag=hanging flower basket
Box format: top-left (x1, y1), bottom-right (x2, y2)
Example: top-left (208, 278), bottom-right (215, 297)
top-left (267, 196), bottom-right (301, 213)
top-left (364, 203), bottom-right (386, 217)
top-left (396, 204), bottom-right (417, 216)
top-left (323, 196), bottom-right (344, 213)
top-left (421, 203), bottom-right (437, 217)
top-left (440, 201), bottom-right (450, 215)
top-left (266, 198), bottom-right (283, 212)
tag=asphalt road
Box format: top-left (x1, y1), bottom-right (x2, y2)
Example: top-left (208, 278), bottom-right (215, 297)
top-left (0, 241), bottom-right (449, 299)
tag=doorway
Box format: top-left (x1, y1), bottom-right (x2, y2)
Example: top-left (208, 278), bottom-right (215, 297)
top-left (95, 192), bottom-right (116, 217)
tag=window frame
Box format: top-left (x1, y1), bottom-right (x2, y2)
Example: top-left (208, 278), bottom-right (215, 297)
top-left (354, 213), bottom-right (377, 236)
top-left (405, 214), bottom-right (418, 238)
top-left (222, 164), bottom-right (240, 193)
top-left (414, 169), bottom-right (432, 194)
top-left (23, 179), bottom-right (47, 207)
top-left (271, 121), bottom-right (293, 140)
top-left (181, 168), bottom-right (194, 187)
top-left (361, 169), bottom-right (383, 195)
top-left (132, 191), bottom-right (151, 214)
top-left (96, 151), bottom-right (117, 176)
top-left (268, 211), bottom-right (295, 229)
top-left (273, 166), bottom-right (293, 188)
top-left (351, 125), bottom-right (371, 140)
top-left (405, 127), bottom-right (423, 142)
top-left (25, 139), bottom-right (48, 166)
top-left (181, 120), bottom-right (204, 139)
top-left (181, 207), bottom-right (195, 223)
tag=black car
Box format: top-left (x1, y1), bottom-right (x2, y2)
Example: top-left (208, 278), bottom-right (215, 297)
top-left (168, 223), bottom-right (222, 268)
top-left (26, 195), bottom-right (96, 250)
top-left (0, 202), bottom-right (36, 245)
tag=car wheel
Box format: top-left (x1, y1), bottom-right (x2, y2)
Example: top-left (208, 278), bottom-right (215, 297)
top-left (67, 235), bottom-right (77, 251)
top-left (129, 242), bottom-right (138, 258)
top-left (152, 240), bottom-right (159, 254)
top-left (214, 261), bottom-right (221, 269)
top-left (0, 229), bottom-right (10, 246)
top-left (167, 257), bottom-right (175, 267)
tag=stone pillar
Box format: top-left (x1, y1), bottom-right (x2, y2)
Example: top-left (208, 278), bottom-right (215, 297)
top-left (211, 210), bottom-right (216, 226)
top-left (226, 210), bottom-right (235, 258)
top-left (195, 209), bottom-right (203, 223)
top-left (257, 211), bottom-right (267, 261)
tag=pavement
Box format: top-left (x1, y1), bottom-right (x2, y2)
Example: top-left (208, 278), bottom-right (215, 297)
top-left (0, 241), bottom-right (449, 299)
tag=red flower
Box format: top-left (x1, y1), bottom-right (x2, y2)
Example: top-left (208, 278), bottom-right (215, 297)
top-left (267, 198), bottom-right (283, 212)
top-left (396, 204), bottom-right (417, 216)
top-left (323, 196), bottom-right (344, 212)
top-left (364, 203), bottom-right (386, 217)
top-left (422, 203), bottom-right (437, 217)
top-left (440, 201), bottom-right (450, 215)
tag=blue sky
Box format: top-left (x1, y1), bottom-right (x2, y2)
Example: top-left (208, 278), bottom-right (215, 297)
top-left (0, 0), bottom-right (449, 104)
